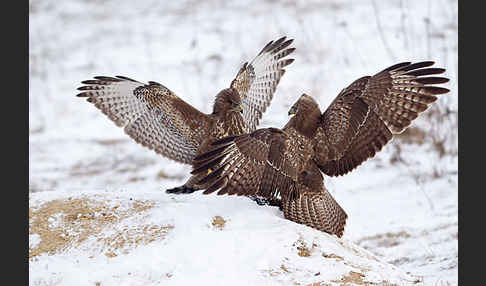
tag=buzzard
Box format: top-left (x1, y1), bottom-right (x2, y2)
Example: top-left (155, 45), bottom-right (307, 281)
top-left (76, 37), bottom-right (295, 193)
top-left (191, 61), bottom-right (450, 237)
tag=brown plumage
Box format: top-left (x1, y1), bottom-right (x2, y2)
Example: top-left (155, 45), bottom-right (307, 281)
top-left (191, 61), bottom-right (450, 237)
top-left (76, 37), bottom-right (295, 193)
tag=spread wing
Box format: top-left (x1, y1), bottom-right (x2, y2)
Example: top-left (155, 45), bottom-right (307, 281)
top-left (314, 61), bottom-right (450, 176)
top-left (190, 128), bottom-right (299, 201)
top-left (77, 76), bottom-right (210, 164)
top-left (231, 36), bottom-right (295, 131)
top-left (193, 126), bottom-right (348, 237)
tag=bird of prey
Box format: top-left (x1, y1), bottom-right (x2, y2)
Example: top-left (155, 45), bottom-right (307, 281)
top-left (191, 61), bottom-right (450, 237)
top-left (76, 37), bottom-right (295, 193)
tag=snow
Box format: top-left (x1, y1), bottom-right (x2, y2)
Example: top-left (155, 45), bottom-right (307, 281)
top-left (29, 0), bottom-right (458, 285)
top-left (29, 190), bottom-right (421, 286)
top-left (47, 212), bottom-right (64, 229)
top-left (29, 234), bottom-right (41, 250)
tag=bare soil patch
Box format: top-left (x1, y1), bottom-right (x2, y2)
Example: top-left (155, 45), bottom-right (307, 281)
top-left (29, 197), bottom-right (172, 259)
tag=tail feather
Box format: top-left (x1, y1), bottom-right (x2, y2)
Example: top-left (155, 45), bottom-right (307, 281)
top-left (283, 188), bottom-right (348, 237)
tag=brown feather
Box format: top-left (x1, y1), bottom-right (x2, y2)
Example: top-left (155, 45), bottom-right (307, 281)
top-left (231, 36), bottom-right (296, 131)
top-left (316, 61), bottom-right (449, 176)
top-left (77, 37), bottom-right (293, 191)
top-left (192, 61), bottom-right (449, 237)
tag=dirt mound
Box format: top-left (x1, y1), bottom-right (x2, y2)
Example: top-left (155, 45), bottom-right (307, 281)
top-left (29, 197), bottom-right (173, 259)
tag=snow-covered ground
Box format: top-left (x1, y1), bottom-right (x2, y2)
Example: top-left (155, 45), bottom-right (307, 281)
top-left (29, 0), bottom-right (458, 285)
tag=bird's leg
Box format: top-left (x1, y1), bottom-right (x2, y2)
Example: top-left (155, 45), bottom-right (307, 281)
top-left (249, 197), bottom-right (282, 210)
top-left (165, 173), bottom-right (206, 195)
top-left (270, 198), bottom-right (283, 211)
top-left (267, 198), bottom-right (283, 211)
top-left (250, 197), bottom-right (268, 205)
top-left (165, 185), bottom-right (198, 194)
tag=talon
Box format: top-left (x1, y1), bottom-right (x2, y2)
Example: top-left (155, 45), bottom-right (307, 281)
top-left (249, 197), bottom-right (282, 208)
top-left (250, 197), bottom-right (269, 206)
top-left (166, 185), bottom-right (197, 194)
top-left (207, 168), bottom-right (212, 175)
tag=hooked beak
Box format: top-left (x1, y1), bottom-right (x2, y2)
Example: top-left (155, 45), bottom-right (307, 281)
top-left (288, 106), bottom-right (297, 116)
top-left (232, 105), bottom-right (244, 113)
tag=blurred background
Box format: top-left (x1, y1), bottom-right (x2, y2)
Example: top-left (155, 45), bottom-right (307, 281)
top-left (29, 0), bottom-right (457, 284)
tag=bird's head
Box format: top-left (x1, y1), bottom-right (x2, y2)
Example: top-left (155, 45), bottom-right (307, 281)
top-left (288, 94), bottom-right (319, 116)
top-left (213, 88), bottom-right (243, 115)
top-left (287, 94), bottom-right (322, 138)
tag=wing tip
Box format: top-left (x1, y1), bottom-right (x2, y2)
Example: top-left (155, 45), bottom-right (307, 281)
top-left (115, 75), bottom-right (139, 82)
top-left (260, 36), bottom-right (295, 55)
top-left (414, 77), bottom-right (450, 85)
top-left (282, 58), bottom-right (295, 67)
top-left (76, 92), bottom-right (89, 97)
top-left (382, 61), bottom-right (447, 74)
